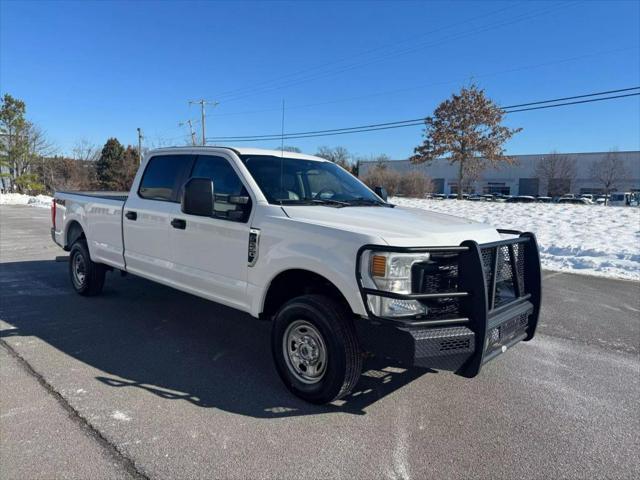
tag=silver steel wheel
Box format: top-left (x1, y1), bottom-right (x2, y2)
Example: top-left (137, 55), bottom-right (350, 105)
top-left (282, 320), bottom-right (328, 384)
top-left (73, 252), bottom-right (86, 286)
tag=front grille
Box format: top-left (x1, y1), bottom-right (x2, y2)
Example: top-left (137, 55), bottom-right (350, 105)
top-left (413, 253), bottom-right (462, 320)
top-left (481, 243), bottom-right (526, 309)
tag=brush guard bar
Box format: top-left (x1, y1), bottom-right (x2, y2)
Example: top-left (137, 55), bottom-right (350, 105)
top-left (355, 230), bottom-right (542, 377)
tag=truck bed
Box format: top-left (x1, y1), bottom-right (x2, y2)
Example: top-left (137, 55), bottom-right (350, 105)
top-left (56, 191), bottom-right (129, 202)
top-left (53, 190), bottom-right (128, 269)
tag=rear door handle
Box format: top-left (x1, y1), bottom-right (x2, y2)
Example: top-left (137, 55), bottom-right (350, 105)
top-left (125, 211), bottom-right (137, 221)
top-left (171, 218), bottom-right (186, 230)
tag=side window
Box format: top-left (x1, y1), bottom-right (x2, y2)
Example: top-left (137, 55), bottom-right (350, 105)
top-left (139, 155), bottom-right (193, 202)
top-left (191, 155), bottom-right (250, 222)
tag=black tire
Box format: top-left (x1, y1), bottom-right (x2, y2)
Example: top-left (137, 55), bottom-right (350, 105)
top-left (271, 294), bottom-right (362, 404)
top-left (69, 240), bottom-right (106, 296)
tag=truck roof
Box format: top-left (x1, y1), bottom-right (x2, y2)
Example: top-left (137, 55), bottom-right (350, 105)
top-left (147, 146), bottom-right (326, 162)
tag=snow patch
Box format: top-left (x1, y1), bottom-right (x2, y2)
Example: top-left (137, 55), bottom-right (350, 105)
top-left (0, 193), bottom-right (53, 209)
top-left (390, 197), bottom-right (640, 281)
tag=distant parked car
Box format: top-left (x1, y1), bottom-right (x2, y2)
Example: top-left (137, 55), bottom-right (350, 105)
top-left (467, 195), bottom-right (484, 201)
top-left (536, 196), bottom-right (552, 203)
top-left (481, 194), bottom-right (495, 201)
top-left (558, 197), bottom-right (591, 205)
top-left (580, 194), bottom-right (593, 201)
top-left (561, 194), bottom-right (575, 199)
top-left (433, 194), bottom-right (447, 200)
top-left (609, 192), bottom-right (638, 206)
top-left (506, 196), bottom-right (536, 203)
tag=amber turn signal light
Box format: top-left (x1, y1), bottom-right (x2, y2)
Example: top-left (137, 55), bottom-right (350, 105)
top-left (371, 255), bottom-right (386, 277)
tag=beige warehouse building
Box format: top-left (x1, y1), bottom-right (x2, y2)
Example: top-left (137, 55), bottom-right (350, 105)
top-left (359, 150), bottom-right (640, 196)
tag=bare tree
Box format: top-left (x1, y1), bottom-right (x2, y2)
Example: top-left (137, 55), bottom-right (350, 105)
top-left (16, 123), bottom-right (55, 193)
top-left (459, 157), bottom-right (483, 195)
top-left (274, 145), bottom-right (302, 153)
top-left (72, 139), bottom-right (98, 162)
top-left (411, 84), bottom-right (521, 198)
top-left (315, 146), bottom-right (351, 169)
top-left (1, 94), bottom-right (56, 193)
top-left (398, 171), bottom-right (434, 197)
top-left (589, 149), bottom-right (629, 204)
top-left (535, 152), bottom-right (577, 197)
top-left (360, 162), bottom-right (401, 196)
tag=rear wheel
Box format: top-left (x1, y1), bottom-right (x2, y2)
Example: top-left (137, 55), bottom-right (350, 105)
top-left (69, 240), bottom-right (105, 296)
top-left (271, 294), bottom-right (362, 404)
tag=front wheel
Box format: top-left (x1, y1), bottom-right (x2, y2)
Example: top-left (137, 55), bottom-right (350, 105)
top-left (69, 240), bottom-right (106, 296)
top-left (271, 294), bottom-right (362, 404)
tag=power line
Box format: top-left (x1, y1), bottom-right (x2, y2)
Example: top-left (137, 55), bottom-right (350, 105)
top-left (210, 87), bottom-right (640, 140)
top-left (208, 89), bottom-right (640, 142)
top-left (504, 92), bottom-right (640, 113)
top-left (209, 46), bottom-right (640, 118)
top-left (500, 86), bottom-right (640, 109)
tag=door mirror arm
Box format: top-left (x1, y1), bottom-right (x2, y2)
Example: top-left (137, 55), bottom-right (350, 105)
top-left (229, 195), bottom-right (250, 205)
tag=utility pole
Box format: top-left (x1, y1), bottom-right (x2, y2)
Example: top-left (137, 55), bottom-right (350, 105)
top-left (188, 99), bottom-right (218, 145)
top-left (136, 128), bottom-right (144, 164)
top-left (179, 120), bottom-right (197, 146)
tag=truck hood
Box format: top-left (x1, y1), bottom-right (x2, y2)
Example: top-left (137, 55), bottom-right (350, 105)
top-left (281, 205), bottom-right (501, 246)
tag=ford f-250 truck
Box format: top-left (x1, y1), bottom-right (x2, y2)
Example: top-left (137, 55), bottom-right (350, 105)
top-left (51, 146), bottom-right (541, 404)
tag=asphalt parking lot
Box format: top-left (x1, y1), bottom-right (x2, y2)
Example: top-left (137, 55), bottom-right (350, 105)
top-left (1, 204), bottom-right (639, 480)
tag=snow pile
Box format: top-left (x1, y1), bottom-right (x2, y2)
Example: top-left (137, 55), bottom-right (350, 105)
top-left (0, 193), bottom-right (53, 209)
top-left (391, 197), bottom-right (640, 281)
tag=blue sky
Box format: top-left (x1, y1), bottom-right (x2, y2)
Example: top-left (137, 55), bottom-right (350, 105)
top-left (1, 0), bottom-right (639, 159)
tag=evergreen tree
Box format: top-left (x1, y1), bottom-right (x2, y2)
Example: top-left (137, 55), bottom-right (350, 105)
top-left (96, 138), bottom-right (125, 190)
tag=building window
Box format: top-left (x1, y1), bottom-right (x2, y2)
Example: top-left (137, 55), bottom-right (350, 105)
top-left (579, 187), bottom-right (604, 195)
top-left (483, 183), bottom-right (511, 195)
top-left (518, 178), bottom-right (539, 196)
top-left (432, 178), bottom-right (445, 194)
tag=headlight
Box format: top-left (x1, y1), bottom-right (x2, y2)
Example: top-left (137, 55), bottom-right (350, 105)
top-left (360, 250), bottom-right (430, 318)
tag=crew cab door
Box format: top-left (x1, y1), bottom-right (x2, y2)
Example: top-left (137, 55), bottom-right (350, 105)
top-left (123, 154), bottom-right (194, 281)
top-left (167, 154), bottom-right (253, 311)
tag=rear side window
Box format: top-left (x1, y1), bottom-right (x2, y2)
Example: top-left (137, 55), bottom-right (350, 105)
top-left (139, 155), bottom-right (193, 202)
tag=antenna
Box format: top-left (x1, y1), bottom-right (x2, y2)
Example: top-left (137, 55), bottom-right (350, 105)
top-left (279, 99), bottom-right (285, 205)
top-left (280, 99), bottom-right (285, 155)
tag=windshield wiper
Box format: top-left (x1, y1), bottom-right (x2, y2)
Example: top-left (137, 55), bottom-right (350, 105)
top-left (344, 197), bottom-right (389, 207)
top-left (278, 199), bottom-right (350, 207)
top-left (311, 199), bottom-right (350, 207)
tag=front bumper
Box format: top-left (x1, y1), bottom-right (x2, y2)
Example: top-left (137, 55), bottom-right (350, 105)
top-left (355, 230), bottom-right (542, 377)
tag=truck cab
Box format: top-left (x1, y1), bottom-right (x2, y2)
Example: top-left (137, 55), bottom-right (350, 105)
top-left (52, 146), bottom-right (541, 404)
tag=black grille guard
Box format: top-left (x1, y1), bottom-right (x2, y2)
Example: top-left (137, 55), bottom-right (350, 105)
top-left (355, 230), bottom-right (542, 377)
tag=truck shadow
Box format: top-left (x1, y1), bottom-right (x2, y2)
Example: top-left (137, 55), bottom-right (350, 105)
top-left (0, 260), bottom-right (431, 418)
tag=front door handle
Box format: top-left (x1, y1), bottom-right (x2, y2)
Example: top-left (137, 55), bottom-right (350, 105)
top-left (125, 211), bottom-right (137, 221)
top-left (171, 218), bottom-right (187, 230)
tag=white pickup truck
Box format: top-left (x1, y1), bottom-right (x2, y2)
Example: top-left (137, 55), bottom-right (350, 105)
top-left (51, 146), bottom-right (541, 403)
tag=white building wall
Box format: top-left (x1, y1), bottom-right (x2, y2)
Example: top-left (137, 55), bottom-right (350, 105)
top-left (359, 151), bottom-right (640, 196)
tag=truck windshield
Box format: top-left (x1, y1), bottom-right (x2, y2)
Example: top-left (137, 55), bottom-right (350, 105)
top-left (241, 155), bottom-right (386, 206)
